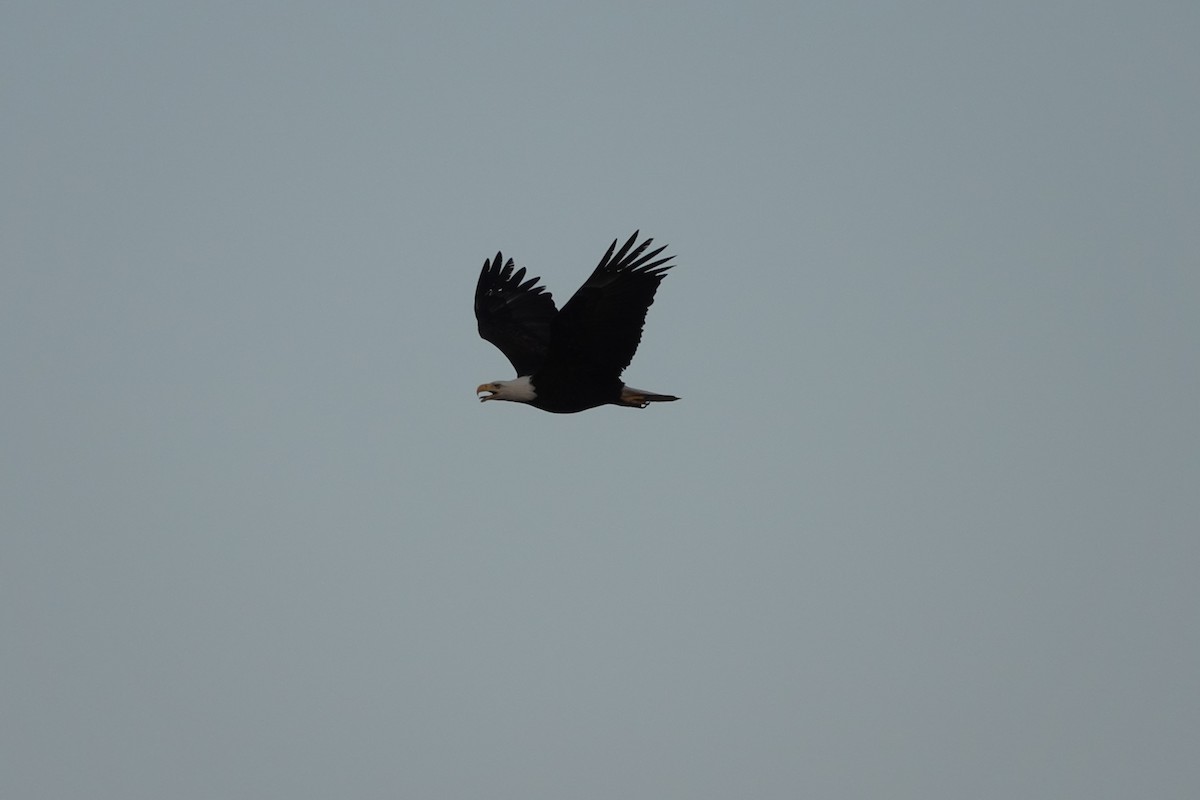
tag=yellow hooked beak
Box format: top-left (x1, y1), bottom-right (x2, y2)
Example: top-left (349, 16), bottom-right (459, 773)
top-left (476, 383), bottom-right (496, 401)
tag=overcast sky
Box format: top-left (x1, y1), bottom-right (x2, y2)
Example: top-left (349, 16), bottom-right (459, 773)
top-left (3, 2), bottom-right (1198, 798)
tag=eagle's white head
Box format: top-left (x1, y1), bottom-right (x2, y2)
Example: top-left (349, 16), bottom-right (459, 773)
top-left (476, 375), bottom-right (537, 403)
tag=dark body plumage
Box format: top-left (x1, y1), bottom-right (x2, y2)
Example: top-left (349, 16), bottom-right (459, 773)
top-left (475, 232), bottom-right (679, 413)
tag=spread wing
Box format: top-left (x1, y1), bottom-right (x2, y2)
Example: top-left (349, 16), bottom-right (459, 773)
top-left (474, 252), bottom-right (558, 376)
top-left (546, 231), bottom-right (675, 379)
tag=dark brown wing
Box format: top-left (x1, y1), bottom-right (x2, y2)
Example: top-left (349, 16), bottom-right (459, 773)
top-left (545, 232), bottom-right (675, 379)
top-left (474, 252), bottom-right (558, 376)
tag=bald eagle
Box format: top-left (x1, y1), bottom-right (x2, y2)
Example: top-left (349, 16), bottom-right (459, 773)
top-left (475, 231), bottom-right (680, 413)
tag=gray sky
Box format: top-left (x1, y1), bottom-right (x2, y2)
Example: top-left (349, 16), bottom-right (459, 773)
top-left (3, 2), bottom-right (1198, 798)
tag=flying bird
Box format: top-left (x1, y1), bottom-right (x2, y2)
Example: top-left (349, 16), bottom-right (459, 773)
top-left (475, 231), bottom-right (680, 413)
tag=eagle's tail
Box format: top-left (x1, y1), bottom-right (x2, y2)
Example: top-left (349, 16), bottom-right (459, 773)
top-left (619, 386), bottom-right (680, 409)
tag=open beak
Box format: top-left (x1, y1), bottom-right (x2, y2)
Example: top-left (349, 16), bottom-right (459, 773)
top-left (476, 384), bottom-right (494, 402)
